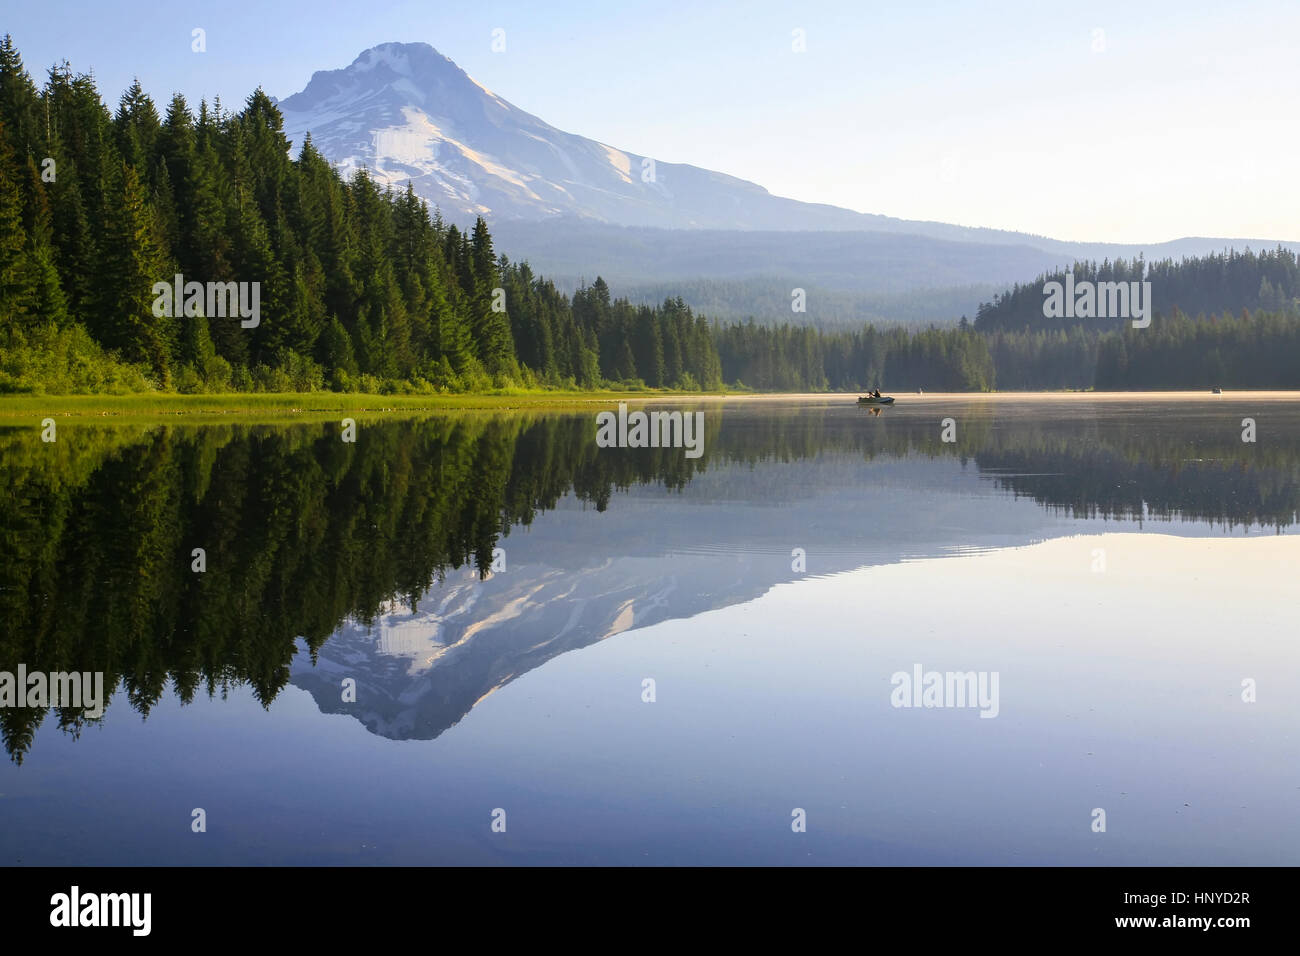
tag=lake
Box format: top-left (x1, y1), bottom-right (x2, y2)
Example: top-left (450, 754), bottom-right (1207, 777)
top-left (2, 395), bottom-right (1298, 865)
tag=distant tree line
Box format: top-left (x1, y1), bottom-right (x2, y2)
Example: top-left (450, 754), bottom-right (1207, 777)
top-left (713, 321), bottom-right (996, 391)
top-left (1095, 309), bottom-right (1300, 389)
top-left (970, 248), bottom-right (1300, 388)
top-left (716, 243), bottom-right (1300, 389)
top-left (973, 248), bottom-right (1300, 335)
top-left (616, 277), bottom-right (998, 329)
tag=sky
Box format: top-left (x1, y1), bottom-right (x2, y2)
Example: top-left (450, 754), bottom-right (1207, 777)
top-left (5, 0), bottom-right (1298, 243)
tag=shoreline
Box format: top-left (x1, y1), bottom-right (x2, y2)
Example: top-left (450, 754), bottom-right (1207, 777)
top-left (3, 389), bottom-right (1300, 422)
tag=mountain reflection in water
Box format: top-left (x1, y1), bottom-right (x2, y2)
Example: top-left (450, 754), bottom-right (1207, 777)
top-left (3, 398), bottom-right (1298, 761)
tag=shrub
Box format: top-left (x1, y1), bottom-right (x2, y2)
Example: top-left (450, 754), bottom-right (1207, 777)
top-left (0, 324), bottom-right (153, 394)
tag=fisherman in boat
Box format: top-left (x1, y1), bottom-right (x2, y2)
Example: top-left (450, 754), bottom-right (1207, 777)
top-left (871, 388), bottom-right (881, 399)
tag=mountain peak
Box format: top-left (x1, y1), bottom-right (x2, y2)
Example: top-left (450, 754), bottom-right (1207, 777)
top-left (277, 42), bottom-right (881, 229)
top-left (280, 40), bottom-right (479, 114)
top-left (345, 41), bottom-right (461, 79)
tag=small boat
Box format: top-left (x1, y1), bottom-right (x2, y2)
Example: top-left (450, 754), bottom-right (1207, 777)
top-left (1211, 386), bottom-right (1223, 394)
top-left (857, 395), bottom-right (895, 405)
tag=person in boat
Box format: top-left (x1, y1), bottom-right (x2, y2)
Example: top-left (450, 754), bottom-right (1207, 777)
top-left (871, 388), bottom-right (881, 399)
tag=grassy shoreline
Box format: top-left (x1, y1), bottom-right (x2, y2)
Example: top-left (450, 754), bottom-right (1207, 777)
top-left (0, 389), bottom-right (733, 421)
top-left (4, 388), bottom-right (1300, 424)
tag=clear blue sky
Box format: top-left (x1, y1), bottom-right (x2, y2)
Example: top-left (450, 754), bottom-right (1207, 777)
top-left (6, 0), bottom-right (1298, 243)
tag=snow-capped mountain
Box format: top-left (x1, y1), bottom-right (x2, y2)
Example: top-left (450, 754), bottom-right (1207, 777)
top-left (277, 42), bottom-right (921, 231)
top-left (277, 42), bottom-right (1298, 313)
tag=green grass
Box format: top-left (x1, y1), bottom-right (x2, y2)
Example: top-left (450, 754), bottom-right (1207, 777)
top-left (0, 388), bottom-right (729, 423)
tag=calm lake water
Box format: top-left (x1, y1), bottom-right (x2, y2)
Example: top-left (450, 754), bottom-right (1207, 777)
top-left (2, 396), bottom-right (1298, 865)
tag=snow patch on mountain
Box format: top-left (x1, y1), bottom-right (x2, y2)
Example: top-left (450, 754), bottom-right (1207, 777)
top-left (370, 107), bottom-right (438, 166)
top-left (602, 145), bottom-right (634, 184)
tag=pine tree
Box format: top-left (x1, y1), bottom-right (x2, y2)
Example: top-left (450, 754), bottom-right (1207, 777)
top-left (158, 93), bottom-right (196, 266)
top-left (17, 156), bottom-right (67, 328)
top-left (0, 36), bottom-right (41, 158)
top-left (468, 217), bottom-right (514, 376)
top-left (0, 120), bottom-right (35, 336)
top-left (113, 78), bottom-right (160, 180)
top-left (101, 162), bottom-right (171, 379)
